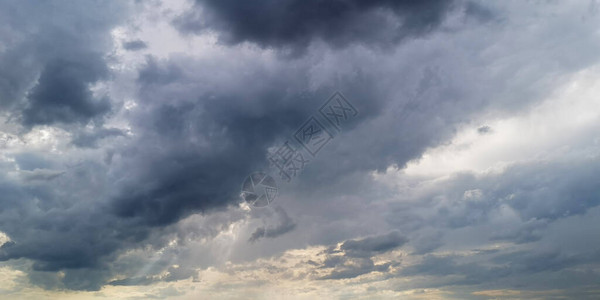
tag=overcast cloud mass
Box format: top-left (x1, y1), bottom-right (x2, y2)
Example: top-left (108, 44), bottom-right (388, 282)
top-left (0, 0), bottom-right (600, 299)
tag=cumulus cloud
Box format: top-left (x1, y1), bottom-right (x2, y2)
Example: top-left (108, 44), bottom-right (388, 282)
top-left (0, 1), bottom-right (129, 127)
top-left (21, 55), bottom-right (111, 127)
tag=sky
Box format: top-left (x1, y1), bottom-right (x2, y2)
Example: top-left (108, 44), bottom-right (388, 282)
top-left (0, 0), bottom-right (600, 299)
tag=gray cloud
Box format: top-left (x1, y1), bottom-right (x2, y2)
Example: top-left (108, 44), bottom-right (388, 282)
top-left (411, 231), bottom-right (444, 255)
top-left (109, 276), bottom-right (156, 287)
top-left (399, 254), bottom-right (511, 286)
top-left (175, 0), bottom-right (461, 50)
top-left (107, 53), bottom-right (388, 227)
top-left (71, 127), bottom-right (126, 148)
top-left (19, 169), bottom-right (65, 182)
top-left (22, 56), bottom-right (111, 127)
top-left (476, 125), bottom-right (491, 134)
top-left (340, 231), bottom-right (408, 258)
top-left (0, 1), bottom-right (128, 127)
top-left (123, 40), bottom-right (148, 51)
top-left (0, 2), bottom-right (136, 288)
top-left (397, 248), bottom-right (600, 292)
top-left (248, 206), bottom-right (296, 243)
top-left (315, 232), bottom-right (406, 280)
top-left (320, 257), bottom-right (393, 280)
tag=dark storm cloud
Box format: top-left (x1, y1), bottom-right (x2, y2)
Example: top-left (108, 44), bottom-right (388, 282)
top-left (0, 165), bottom-right (135, 290)
top-left (22, 55), bottom-right (111, 126)
top-left (104, 10), bottom-right (600, 276)
top-left (175, 0), bottom-right (458, 49)
top-left (0, 1), bottom-right (134, 287)
top-left (0, 1), bottom-right (127, 127)
top-left (4, 46), bottom-right (375, 289)
top-left (0, 0), bottom-right (139, 288)
top-left (107, 54), bottom-right (387, 227)
top-left (0, 183), bottom-right (174, 291)
top-left (0, 165), bottom-right (153, 274)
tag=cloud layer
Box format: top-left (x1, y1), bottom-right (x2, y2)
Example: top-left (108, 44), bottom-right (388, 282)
top-left (0, 0), bottom-right (599, 299)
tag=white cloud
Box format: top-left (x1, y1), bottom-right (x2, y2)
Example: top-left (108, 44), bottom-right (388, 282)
top-left (403, 66), bottom-right (600, 178)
